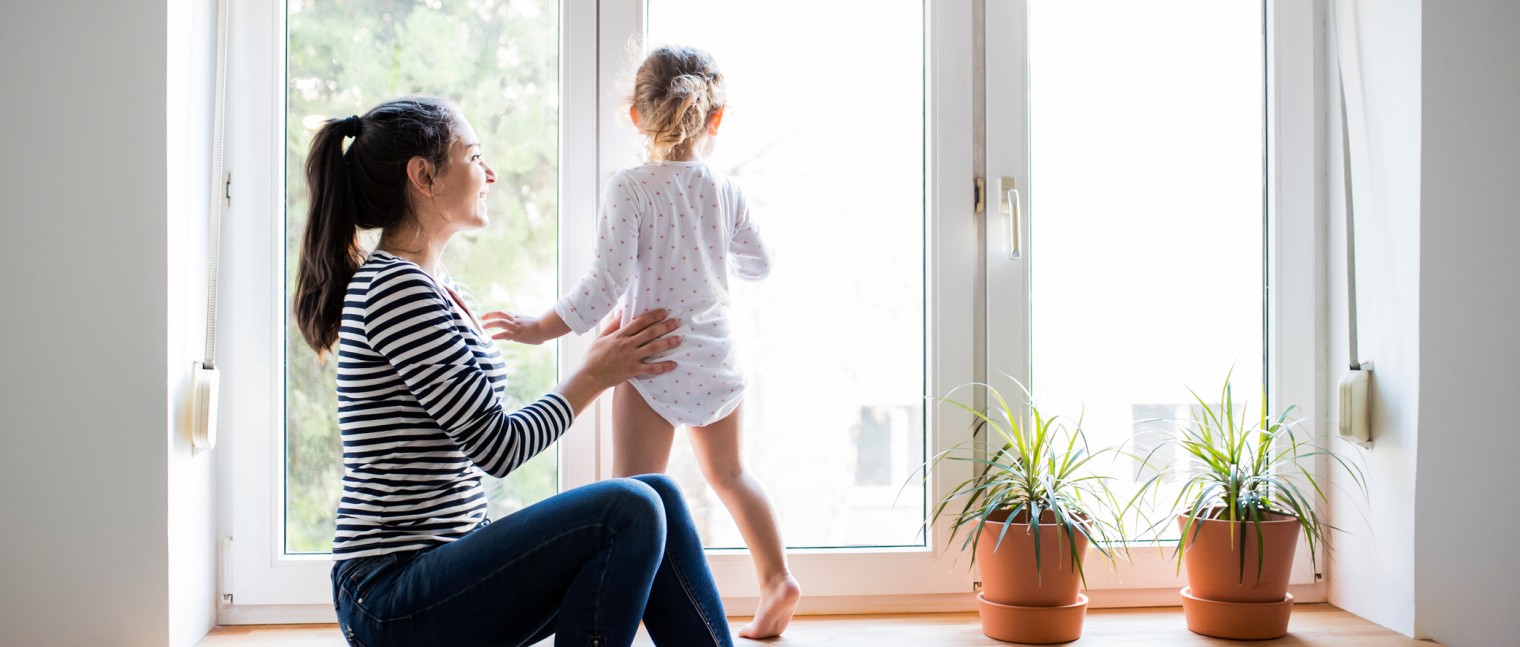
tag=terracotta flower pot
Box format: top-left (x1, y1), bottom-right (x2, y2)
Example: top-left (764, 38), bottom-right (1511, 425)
top-left (1176, 513), bottom-right (1299, 640)
top-left (1176, 513), bottom-right (1299, 603)
top-left (977, 510), bottom-right (1090, 607)
top-left (972, 510), bottom-right (1091, 643)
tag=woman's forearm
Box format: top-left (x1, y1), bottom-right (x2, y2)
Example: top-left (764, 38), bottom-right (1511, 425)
top-left (552, 370), bottom-right (607, 419)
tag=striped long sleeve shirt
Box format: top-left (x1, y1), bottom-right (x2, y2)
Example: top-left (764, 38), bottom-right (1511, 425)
top-left (331, 251), bottom-right (573, 560)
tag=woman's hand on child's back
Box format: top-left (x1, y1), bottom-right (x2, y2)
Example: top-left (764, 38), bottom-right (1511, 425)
top-left (484, 309), bottom-right (567, 345)
top-left (580, 310), bottom-right (681, 389)
top-left (552, 309), bottom-right (682, 413)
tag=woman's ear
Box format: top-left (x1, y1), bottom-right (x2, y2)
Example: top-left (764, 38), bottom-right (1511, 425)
top-left (406, 156), bottom-right (436, 198)
top-left (707, 107), bottom-right (724, 136)
top-left (629, 105), bottom-right (642, 129)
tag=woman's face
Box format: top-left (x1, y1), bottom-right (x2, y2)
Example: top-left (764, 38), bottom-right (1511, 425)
top-left (432, 118), bottom-right (496, 231)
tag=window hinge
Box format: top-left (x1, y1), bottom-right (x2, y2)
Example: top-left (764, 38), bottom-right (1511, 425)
top-left (224, 172), bottom-right (233, 205)
top-left (974, 177), bottom-right (985, 214)
top-left (220, 535), bottom-right (234, 606)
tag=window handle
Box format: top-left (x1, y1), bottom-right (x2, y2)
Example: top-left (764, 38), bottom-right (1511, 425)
top-left (1000, 176), bottom-right (1022, 259)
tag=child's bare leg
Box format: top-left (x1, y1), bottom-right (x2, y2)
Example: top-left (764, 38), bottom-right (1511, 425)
top-left (611, 384), bottom-right (677, 477)
top-left (689, 404), bottom-right (800, 639)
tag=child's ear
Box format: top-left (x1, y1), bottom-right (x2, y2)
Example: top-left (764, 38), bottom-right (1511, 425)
top-left (707, 107), bottom-right (724, 136)
top-left (629, 105), bottom-right (642, 129)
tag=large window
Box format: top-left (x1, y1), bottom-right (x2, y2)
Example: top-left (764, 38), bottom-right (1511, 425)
top-left (981, 0), bottom-right (1315, 594)
top-left (221, 0), bottom-right (1316, 618)
top-left (1025, 0), bottom-right (1265, 539)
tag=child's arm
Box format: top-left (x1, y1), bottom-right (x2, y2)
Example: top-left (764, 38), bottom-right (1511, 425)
top-left (728, 183), bottom-right (771, 280)
top-left (553, 177), bottom-right (642, 333)
top-left (482, 308), bottom-right (571, 345)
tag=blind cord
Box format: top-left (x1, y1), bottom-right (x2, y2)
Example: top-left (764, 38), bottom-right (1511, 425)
top-left (204, 0), bottom-right (230, 369)
top-left (1333, 3), bottom-right (1361, 372)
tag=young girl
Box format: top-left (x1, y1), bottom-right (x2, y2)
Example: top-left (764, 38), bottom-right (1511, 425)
top-left (488, 45), bottom-right (800, 639)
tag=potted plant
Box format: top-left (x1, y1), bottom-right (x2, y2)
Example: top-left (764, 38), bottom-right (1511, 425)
top-left (1136, 376), bottom-right (1366, 640)
top-left (924, 384), bottom-right (1128, 644)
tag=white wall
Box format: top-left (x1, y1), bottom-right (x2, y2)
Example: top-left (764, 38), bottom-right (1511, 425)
top-left (166, 0), bottom-right (223, 644)
top-left (1415, 1), bottom-right (1520, 645)
top-left (1324, 0), bottom-right (1422, 636)
top-left (1327, 2), bottom-right (1520, 644)
top-left (0, 1), bottom-right (218, 645)
top-left (0, 0), bottom-right (170, 645)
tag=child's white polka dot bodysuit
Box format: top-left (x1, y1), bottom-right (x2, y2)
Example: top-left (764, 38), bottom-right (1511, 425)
top-left (555, 160), bottom-right (770, 426)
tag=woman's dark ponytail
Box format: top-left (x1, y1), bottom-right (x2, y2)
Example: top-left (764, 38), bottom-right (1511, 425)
top-left (293, 98), bottom-right (459, 355)
top-left (293, 117), bottom-right (363, 355)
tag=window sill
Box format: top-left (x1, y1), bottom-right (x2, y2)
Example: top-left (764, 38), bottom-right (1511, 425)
top-left (201, 603), bottom-right (1429, 646)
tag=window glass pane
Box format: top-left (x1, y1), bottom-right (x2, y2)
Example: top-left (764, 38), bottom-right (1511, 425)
top-left (1027, 0), bottom-right (1264, 539)
top-left (284, 0), bottom-right (560, 554)
top-left (646, 1), bottom-right (927, 549)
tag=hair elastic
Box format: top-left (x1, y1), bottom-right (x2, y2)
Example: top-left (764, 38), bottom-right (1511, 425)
top-left (339, 115), bottom-right (362, 138)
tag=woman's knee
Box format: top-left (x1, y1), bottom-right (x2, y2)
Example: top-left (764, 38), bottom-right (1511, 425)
top-left (629, 472), bottom-right (679, 498)
top-left (627, 473), bottom-right (699, 520)
top-left (585, 478), bottom-right (666, 521)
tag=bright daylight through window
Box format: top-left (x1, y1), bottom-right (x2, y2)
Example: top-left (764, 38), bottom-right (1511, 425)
top-left (1024, 0), bottom-right (1265, 539)
top-left (647, 0), bottom-right (928, 549)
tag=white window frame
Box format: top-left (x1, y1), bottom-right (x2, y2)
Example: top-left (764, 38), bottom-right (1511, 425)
top-left (982, 0), bottom-right (1324, 607)
top-left (216, 0), bottom-right (1321, 623)
top-left (219, 0), bottom-right (314, 623)
top-left (219, 0), bottom-right (979, 622)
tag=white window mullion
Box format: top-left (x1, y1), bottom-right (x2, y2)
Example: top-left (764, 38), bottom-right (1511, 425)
top-left (1266, 0), bottom-right (1324, 592)
top-left (557, 0), bottom-right (605, 492)
top-left (586, 0), bottom-right (646, 487)
top-left (983, 0), bottom-right (1033, 409)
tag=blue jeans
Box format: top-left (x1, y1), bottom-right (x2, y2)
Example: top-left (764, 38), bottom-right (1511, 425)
top-left (331, 474), bottom-right (732, 647)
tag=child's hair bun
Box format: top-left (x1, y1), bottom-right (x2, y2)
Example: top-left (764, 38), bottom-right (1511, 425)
top-left (631, 46), bottom-right (726, 162)
top-left (669, 73), bottom-right (708, 95)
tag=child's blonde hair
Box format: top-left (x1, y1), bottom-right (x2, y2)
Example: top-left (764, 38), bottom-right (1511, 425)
top-left (630, 45), bottom-right (726, 162)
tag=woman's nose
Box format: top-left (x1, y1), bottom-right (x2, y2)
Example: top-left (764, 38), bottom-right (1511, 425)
top-left (484, 161), bottom-right (497, 184)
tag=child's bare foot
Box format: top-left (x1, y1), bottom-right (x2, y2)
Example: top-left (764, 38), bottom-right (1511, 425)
top-left (738, 574), bottom-right (801, 639)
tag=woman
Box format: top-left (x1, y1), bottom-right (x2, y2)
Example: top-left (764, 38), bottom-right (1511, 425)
top-left (293, 96), bottom-right (732, 647)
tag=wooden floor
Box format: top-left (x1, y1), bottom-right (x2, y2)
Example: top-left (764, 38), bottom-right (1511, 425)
top-left (200, 604), bottom-right (1437, 646)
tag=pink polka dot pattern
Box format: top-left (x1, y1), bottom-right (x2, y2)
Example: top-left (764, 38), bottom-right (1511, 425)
top-left (554, 161), bottom-right (771, 426)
